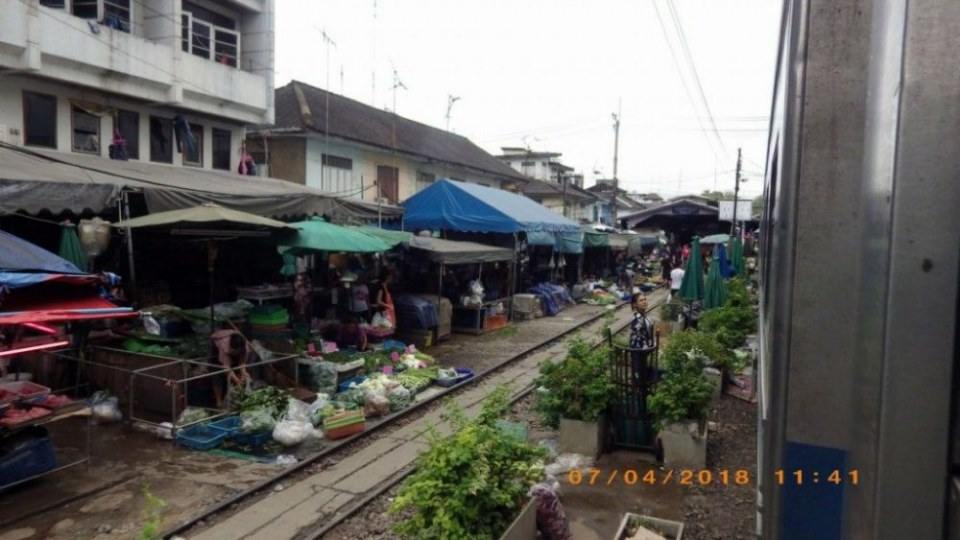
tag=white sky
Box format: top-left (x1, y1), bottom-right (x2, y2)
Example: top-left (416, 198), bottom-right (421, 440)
top-left (276, 0), bottom-right (781, 198)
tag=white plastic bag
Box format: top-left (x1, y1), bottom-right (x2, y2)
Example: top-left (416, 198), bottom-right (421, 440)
top-left (91, 396), bottom-right (122, 423)
top-left (285, 398), bottom-right (310, 423)
top-left (272, 419), bottom-right (317, 446)
top-left (363, 393), bottom-right (391, 418)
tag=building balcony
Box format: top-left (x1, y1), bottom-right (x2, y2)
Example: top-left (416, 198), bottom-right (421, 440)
top-left (0, 0), bottom-right (273, 124)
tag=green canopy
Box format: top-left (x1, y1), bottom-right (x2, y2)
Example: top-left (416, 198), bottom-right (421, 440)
top-left (730, 236), bottom-right (745, 276)
top-left (700, 233), bottom-right (731, 245)
top-left (703, 245), bottom-right (728, 309)
top-left (280, 218), bottom-right (390, 254)
top-left (679, 237), bottom-right (704, 302)
top-left (58, 225), bottom-right (88, 271)
top-left (583, 231), bottom-right (609, 248)
top-left (348, 226), bottom-right (413, 248)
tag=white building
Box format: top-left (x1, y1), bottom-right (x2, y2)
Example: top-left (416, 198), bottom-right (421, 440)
top-left (495, 147), bottom-right (596, 222)
top-left (496, 147), bottom-right (585, 187)
top-left (0, 0), bottom-right (274, 172)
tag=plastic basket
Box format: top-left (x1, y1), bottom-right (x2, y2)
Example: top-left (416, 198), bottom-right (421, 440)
top-left (0, 381), bottom-right (51, 405)
top-left (435, 368), bottom-right (475, 388)
top-left (0, 426), bottom-right (57, 488)
top-left (206, 416), bottom-right (242, 436)
top-left (176, 424), bottom-right (226, 451)
top-left (232, 430), bottom-right (272, 448)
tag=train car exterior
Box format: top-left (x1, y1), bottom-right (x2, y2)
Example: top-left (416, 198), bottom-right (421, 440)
top-left (758, 0), bottom-right (960, 538)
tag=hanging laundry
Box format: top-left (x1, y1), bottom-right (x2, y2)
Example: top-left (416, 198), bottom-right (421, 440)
top-left (173, 115), bottom-right (197, 156)
top-left (109, 130), bottom-right (129, 160)
top-left (237, 150), bottom-right (258, 176)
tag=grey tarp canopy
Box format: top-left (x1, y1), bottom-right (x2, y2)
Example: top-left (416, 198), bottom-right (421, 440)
top-left (408, 236), bottom-right (513, 265)
top-left (0, 144), bottom-right (339, 217)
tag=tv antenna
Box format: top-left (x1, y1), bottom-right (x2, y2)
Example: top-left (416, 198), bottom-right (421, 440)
top-left (390, 64), bottom-right (407, 114)
top-left (445, 95), bottom-right (461, 131)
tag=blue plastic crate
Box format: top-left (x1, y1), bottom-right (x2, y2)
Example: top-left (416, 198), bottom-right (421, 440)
top-left (206, 416), bottom-right (242, 436)
top-left (176, 424), bottom-right (226, 451)
top-left (0, 427), bottom-right (57, 488)
top-left (232, 430), bottom-right (272, 447)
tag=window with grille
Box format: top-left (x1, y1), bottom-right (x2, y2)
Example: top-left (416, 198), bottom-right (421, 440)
top-left (212, 128), bottom-right (231, 170)
top-left (319, 154), bottom-right (360, 198)
top-left (39, 0), bottom-right (66, 7)
top-left (70, 0), bottom-right (131, 32)
top-left (71, 107), bottom-right (101, 155)
top-left (184, 124), bottom-right (203, 166)
top-left (23, 92), bottom-right (57, 149)
top-left (182, 7), bottom-right (240, 68)
top-left (116, 110), bottom-right (139, 159)
top-left (150, 116), bottom-right (173, 163)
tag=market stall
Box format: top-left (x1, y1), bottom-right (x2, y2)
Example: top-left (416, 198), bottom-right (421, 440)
top-left (0, 230), bottom-right (136, 489)
top-left (405, 236), bottom-right (514, 335)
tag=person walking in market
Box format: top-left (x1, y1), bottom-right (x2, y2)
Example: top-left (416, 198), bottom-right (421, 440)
top-left (629, 292), bottom-right (657, 385)
top-left (373, 271), bottom-right (396, 327)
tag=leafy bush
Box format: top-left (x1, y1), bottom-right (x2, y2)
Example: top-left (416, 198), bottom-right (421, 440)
top-left (534, 337), bottom-right (614, 428)
top-left (661, 330), bottom-right (731, 371)
top-left (660, 300), bottom-right (684, 321)
top-left (648, 348), bottom-right (713, 428)
top-left (391, 387), bottom-right (546, 539)
top-left (696, 277), bottom-right (758, 366)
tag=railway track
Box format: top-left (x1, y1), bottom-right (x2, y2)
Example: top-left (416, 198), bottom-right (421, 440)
top-left (164, 297), bottom-right (666, 539)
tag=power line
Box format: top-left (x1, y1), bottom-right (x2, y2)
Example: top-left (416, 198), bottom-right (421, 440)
top-left (664, 0), bottom-right (730, 160)
top-left (650, 0), bottom-right (724, 162)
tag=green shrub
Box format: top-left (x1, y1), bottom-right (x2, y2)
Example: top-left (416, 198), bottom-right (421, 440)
top-left (534, 338), bottom-right (614, 428)
top-left (391, 387), bottom-right (546, 539)
top-left (696, 277), bottom-right (758, 367)
top-left (661, 330), bottom-right (732, 371)
top-left (137, 486), bottom-right (166, 540)
top-left (648, 348), bottom-right (713, 428)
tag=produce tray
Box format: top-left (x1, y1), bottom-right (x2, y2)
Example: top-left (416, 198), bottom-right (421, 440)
top-left (232, 430), bottom-right (272, 447)
top-left (176, 424), bottom-right (226, 451)
top-left (0, 382), bottom-right (51, 405)
top-left (435, 368), bottom-right (475, 388)
top-left (337, 375), bottom-right (367, 393)
top-left (206, 416), bottom-right (242, 436)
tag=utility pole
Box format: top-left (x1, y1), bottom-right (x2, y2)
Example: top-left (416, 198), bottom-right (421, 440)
top-left (611, 108), bottom-right (621, 229)
top-left (731, 147), bottom-right (742, 236)
top-left (562, 174), bottom-right (569, 218)
top-left (445, 95), bottom-right (460, 131)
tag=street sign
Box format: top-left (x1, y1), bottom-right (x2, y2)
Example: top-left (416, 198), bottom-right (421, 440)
top-left (719, 199), bottom-right (752, 221)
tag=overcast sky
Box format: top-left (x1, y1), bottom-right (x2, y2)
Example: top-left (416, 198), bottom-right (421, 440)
top-left (276, 0), bottom-right (781, 198)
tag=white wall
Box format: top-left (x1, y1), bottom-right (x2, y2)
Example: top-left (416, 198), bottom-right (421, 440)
top-left (0, 0), bottom-right (273, 125)
top-left (0, 76), bottom-right (243, 170)
top-left (305, 137), bottom-right (504, 203)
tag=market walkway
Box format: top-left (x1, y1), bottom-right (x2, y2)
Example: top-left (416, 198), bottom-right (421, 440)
top-left (189, 293), bottom-right (665, 540)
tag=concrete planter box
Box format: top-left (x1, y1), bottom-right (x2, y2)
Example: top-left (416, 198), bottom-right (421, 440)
top-left (658, 420), bottom-right (707, 469)
top-left (559, 415), bottom-right (606, 458)
top-left (499, 498), bottom-right (537, 540)
top-left (703, 367), bottom-right (722, 400)
top-left (614, 513), bottom-right (684, 539)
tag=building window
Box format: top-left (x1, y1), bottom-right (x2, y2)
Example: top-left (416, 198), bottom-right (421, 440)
top-left (212, 128), bottom-right (231, 170)
top-left (416, 172), bottom-right (435, 192)
top-left (377, 166), bottom-right (399, 204)
top-left (39, 0), bottom-right (65, 7)
top-left (116, 110), bottom-right (139, 159)
top-left (149, 116), bottom-right (173, 163)
top-left (183, 124), bottom-right (203, 166)
top-left (182, 3), bottom-right (240, 68)
top-left (322, 154), bottom-right (353, 170)
top-left (103, 0), bottom-right (131, 32)
top-left (23, 92), bottom-right (57, 149)
top-left (71, 107), bottom-right (101, 155)
top-left (319, 154), bottom-right (359, 198)
top-left (72, 0), bottom-right (99, 18)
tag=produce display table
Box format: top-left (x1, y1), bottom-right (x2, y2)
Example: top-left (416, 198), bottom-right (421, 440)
top-left (236, 284), bottom-right (294, 305)
top-left (452, 297), bottom-right (511, 335)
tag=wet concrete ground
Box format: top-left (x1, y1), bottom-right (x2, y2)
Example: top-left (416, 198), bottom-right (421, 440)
top-left (0, 302), bottom-right (617, 540)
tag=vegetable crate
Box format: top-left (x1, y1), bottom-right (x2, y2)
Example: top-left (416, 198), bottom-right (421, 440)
top-left (206, 416), bottom-right (242, 436)
top-left (435, 368), bottom-right (475, 388)
top-left (232, 430), bottom-right (272, 448)
top-left (324, 410), bottom-right (365, 440)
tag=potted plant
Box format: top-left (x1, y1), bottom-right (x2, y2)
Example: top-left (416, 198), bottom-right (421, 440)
top-left (648, 340), bottom-right (713, 469)
top-left (391, 388), bottom-right (547, 540)
top-left (535, 338), bottom-right (614, 458)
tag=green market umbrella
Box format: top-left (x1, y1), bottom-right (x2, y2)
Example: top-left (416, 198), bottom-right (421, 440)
top-left (58, 225), bottom-right (88, 271)
top-left (280, 217), bottom-right (390, 255)
top-left (679, 237), bottom-right (704, 302)
top-left (703, 245), bottom-right (728, 309)
top-left (730, 236), bottom-right (745, 277)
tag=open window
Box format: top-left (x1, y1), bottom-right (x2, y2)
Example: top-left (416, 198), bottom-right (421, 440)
top-left (212, 128), bottom-right (231, 170)
top-left (116, 109), bottom-right (139, 160)
top-left (71, 106), bottom-right (101, 155)
top-left (23, 92), bottom-right (57, 149)
top-left (149, 116), bottom-right (173, 164)
top-left (183, 124), bottom-right (203, 167)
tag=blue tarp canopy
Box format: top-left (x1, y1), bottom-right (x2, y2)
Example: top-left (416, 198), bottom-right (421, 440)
top-left (402, 179), bottom-right (580, 234)
top-left (0, 230), bottom-right (91, 289)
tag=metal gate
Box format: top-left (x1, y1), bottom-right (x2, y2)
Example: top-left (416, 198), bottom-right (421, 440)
top-left (608, 334), bottom-right (659, 451)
